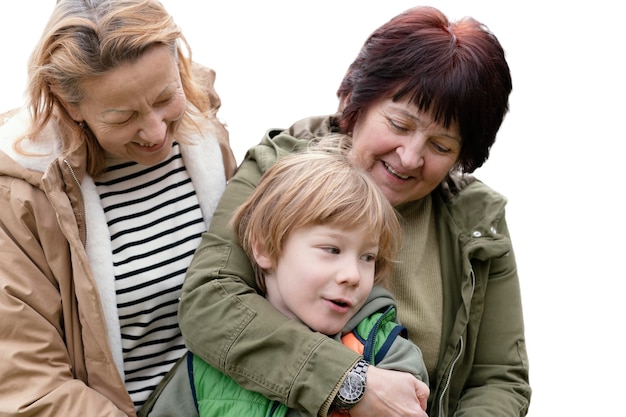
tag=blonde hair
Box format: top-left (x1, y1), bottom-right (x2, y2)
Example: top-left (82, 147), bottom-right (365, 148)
top-left (230, 143), bottom-right (401, 293)
top-left (19, 0), bottom-right (215, 176)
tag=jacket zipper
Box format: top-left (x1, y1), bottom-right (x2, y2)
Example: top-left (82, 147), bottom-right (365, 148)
top-left (63, 159), bottom-right (81, 188)
top-left (437, 269), bottom-right (476, 417)
top-left (62, 159), bottom-right (87, 245)
top-left (363, 306), bottom-right (392, 363)
top-left (269, 400), bottom-right (282, 416)
top-left (437, 336), bottom-right (463, 417)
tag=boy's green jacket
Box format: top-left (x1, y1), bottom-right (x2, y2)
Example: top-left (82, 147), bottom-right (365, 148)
top-left (180, 115), bottom-right (531, 417)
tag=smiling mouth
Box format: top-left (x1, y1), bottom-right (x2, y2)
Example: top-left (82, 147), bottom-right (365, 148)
top-left (383, 162), bottom-right (410, 180)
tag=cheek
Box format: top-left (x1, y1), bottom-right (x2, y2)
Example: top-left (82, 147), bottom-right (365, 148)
top-left (362, 279), bottom-right (374, 295)
top-left (349, 133), bottom-right (384, 166)
top-left (169, 93), bottom-right (187, 121)
top-left (88, 126), bottom-right (123, 149)
top-left (355, 280), bottom-right (374, 306)
top-left (423, 155), bottom-right (457, 183)
top-left (353, 125), bottom-right (400, 156)
top-left (359, 265), bottom-right (376, 288)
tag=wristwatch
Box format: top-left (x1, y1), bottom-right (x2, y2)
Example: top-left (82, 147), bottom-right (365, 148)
top-left (333, 359), bottom-right (369, 412)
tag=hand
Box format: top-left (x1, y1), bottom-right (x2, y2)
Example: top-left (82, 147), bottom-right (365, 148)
top-left (349, 366), bottom-right (429, 417)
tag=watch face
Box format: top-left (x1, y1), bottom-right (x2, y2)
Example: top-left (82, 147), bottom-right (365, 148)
top-left (339, 373), bottom-right (365, 402)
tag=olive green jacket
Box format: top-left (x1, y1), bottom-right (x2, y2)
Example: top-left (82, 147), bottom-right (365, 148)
top-left (180, 115), bottom-right (531, 417)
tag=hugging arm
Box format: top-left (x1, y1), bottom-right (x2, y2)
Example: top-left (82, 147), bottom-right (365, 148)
top-left (179, 135), bottom-right (428, 416)
top-left (179, 154), bottom-right (357, 414)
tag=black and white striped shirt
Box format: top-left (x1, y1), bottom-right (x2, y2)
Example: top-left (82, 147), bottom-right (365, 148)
top-left (95, 142), bottom-right (205, 408)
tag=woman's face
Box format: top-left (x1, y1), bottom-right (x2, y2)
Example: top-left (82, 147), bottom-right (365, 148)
top-left (349, 98), bottom-right (462, 206)
top-left (69, 44), bottom-right (186, 166)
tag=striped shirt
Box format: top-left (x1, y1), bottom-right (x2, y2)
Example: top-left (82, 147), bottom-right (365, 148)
top-left (95, 142), bottom-right (205, 409)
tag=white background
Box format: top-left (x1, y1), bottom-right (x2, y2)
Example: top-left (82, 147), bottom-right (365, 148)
top-left (2, 1), bottom-right (624, 415)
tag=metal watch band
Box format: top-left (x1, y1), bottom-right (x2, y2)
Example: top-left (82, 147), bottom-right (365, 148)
top-left (333, 359), bottom-right (369, 411)
top-left (352, 359), bottom-right (369, 376)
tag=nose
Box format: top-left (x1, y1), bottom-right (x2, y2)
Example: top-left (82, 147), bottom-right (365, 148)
top-left (397, 134), bottom-right (426, 169)
top-left (337, 258), bottom-right (362, 287)
top-left (138, 111), bottom-right (167, 143)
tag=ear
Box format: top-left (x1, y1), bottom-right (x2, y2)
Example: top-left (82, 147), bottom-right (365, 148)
top-left (251, 240), bottom-right (272, 270)
top-left (63, 101), bottom-right (83, 123)
top-left (337, 92), bottom-right (351, 112)
top-left (51, 87), bottom-right (83, 123)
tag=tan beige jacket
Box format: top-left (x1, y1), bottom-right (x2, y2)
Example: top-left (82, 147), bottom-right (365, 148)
top-left (0, 100), bottom-right (234, 416)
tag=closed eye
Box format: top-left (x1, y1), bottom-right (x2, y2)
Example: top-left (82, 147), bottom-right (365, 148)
top-left (388, 118), bottom-right (410, 133)
top-left (103, 111), bottom-right (136, 126)
top-left (430, 140), bottom-right (452, 154)
top-left (155, 95), bottom-right (175, 107)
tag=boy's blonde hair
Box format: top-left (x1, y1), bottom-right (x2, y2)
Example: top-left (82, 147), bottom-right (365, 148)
top-left (230, 145), bottom-right (401, 293)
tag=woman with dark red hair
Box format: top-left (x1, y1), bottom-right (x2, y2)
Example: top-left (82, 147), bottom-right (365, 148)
top-left (180, 6), bottom-right (530, 417)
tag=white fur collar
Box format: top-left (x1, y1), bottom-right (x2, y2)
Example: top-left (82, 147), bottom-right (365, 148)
top-left (0, 107), bottom-right (61, 173)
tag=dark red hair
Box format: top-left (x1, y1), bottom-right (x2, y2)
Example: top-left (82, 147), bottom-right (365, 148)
top-left (337, 6), bottom-right (512, 172)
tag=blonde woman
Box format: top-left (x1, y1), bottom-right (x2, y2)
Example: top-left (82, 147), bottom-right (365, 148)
top-left (0, 1), bottom-right (235, 415)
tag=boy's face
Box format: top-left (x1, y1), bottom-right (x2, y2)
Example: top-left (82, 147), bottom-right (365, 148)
top-left (260, 224), bottom-right (378, 335)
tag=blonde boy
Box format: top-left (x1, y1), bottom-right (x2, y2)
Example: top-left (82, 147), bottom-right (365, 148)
top-left (143, 145), bottom-right (428, 417)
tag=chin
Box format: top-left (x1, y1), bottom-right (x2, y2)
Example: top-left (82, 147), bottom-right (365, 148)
top-left (135, 152), bottom-right (168, 167)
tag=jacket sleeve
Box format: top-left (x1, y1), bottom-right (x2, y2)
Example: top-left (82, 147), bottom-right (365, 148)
top-left (179, 134), bottom-right (360, 416)
top-left (0, 174), bottom-right (128, 416)
top-left (374, 333), bottom-right (430, 386)
top-left (345, 288), bottom-right (429, 385)
top-left (452, 219), bottom-right (531, 416)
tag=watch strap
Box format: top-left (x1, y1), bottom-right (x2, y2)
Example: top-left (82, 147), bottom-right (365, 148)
top-left (333, 359), bottom-right (369, 411)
